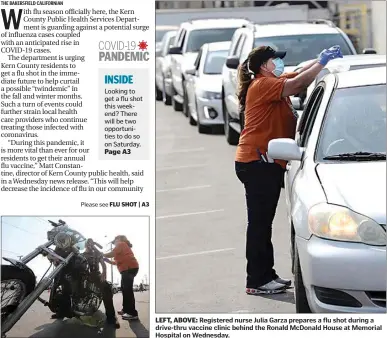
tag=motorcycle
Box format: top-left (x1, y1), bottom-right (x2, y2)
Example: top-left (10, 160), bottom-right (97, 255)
top-left (1, 220), bottom-right (104, 337)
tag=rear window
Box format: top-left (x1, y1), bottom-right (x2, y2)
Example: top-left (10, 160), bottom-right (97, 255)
top-left (203, 50), bottom-right (228, 74)
top-left (186, 28), bottom-right (237, 53)
top-left (254, 34), bottom-right (353, 66)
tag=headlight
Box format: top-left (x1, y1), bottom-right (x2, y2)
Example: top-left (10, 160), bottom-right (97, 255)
top-left (54, 232), bottom-right (73, 249)
top-left (198, 90), bottom-right (221, 100)
top-left (308, 203), bottom-right (386, 246)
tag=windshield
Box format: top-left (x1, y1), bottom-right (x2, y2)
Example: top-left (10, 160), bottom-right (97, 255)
top-left (186, 28), bottom-right (236, 53)
top-left (203, 50), bottom-right (228, 74)
top-left (254, 34), bottom-right (353, 66)
top-left (317, 85), bottom-right (386, 160)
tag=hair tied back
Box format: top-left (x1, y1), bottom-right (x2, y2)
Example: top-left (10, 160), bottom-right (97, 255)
top-left (245, 59), bottom-right (255, 79)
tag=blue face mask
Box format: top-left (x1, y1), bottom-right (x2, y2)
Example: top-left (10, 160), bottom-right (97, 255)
top-left (272, 58), bottom-right (284, 77)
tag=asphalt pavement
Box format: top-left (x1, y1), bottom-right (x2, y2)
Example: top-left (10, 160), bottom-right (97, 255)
top-left (6, 291), bottom-right (149, 338)
top-left (156, 101), bottom-right (295, 313)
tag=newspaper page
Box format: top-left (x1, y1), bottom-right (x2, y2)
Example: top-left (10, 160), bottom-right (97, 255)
top-left (0, 0), bottom-right (153, 336)
top-left (1, 0), bottom-right (386, 337)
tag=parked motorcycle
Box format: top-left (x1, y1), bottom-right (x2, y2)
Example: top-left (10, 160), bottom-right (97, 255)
top-left (1, 220), bottom-right (103, 337)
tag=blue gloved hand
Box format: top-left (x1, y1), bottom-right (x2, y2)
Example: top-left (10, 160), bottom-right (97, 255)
top-left (318, 45), bottom-right (343, 66)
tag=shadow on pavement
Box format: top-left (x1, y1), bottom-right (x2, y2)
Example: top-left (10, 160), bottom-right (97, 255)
top-left (260, 290), bottom-right (295, 305)
top-left (28, 318), bottom-right (117, 338)
top-left (128, 320), bottom-right (149, 338)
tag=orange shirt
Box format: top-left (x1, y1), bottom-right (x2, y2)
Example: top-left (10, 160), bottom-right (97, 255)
top-left (112, 242), bottom-right (139, 272)
top-left (235, 72), bottom-right (298, 169)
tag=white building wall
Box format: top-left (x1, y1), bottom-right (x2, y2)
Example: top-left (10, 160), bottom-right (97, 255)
top-left (371, 1), bottom-right (386, 53)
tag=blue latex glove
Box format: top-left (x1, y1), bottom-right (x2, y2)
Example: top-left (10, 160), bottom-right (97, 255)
top-left (318, 45), bottom-right (343, 66)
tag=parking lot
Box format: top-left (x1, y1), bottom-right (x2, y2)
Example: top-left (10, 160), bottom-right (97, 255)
top-left (7, 291), bottom-right (149, 337)
top-left (156, 101), bottom-right (295, 313)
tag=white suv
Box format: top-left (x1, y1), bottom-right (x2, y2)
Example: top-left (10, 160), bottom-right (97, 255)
top-left (168, 18), bottom-right (248, 116)
top-left (221, 20), bottom-right (362, 145)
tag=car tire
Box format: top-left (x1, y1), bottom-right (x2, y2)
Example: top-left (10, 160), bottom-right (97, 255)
top-left (162, 78), bottom-right (172, 106)
top-left (294, 244), bottom-right (312, 313)
top-left (156, 85), bottom-right (163, 101)
top-left (222, 96), bottom-right (239, 145)
top-left (189, 95), bottom-right (197, 126)
top-left (172, 88), bottom-right (183, 112)
top-left (183, 80), bottom-right (189, 117)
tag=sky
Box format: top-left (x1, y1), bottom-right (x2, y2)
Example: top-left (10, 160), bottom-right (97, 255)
top-left (1, 216), bottom-right (149, 285)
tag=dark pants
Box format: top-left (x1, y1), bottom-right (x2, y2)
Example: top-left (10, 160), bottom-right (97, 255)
top-left (99, 279), bottom-right (116, 320)
top-left (54, 273), bottom-right (116, 320)
top-left (235, 160), bottom-right (283, 288)
top-left (121, 268), bottom-right (139, 316)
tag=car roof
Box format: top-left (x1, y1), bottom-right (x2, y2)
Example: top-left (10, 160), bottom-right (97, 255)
top-left (297, 54), bottom-right (386, 68)
top-left (182, 18), bottom-right (248, 30)
top-left (206, 41), bottom-right (231, 52)
top-left (156, 25), bottom-right (179, 31)
top-left (253, 23), bottom-right (338, 38)
top-left (334, 66), bottom-right (386, 88)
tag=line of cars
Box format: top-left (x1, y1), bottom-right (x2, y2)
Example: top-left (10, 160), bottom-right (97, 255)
top-left (156, 18), bottom-right (386, 314)
top-left (156, 18), bottom-right (381, 141)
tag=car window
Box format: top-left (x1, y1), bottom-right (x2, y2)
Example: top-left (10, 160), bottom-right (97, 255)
top-left (317, 84), bottom-right (386, 159)
top-left (254, 34), bottom-right (353, 66)
top-left (203, 49), bottom-right (228, 74)
top-left (180, 30), bottom-right (187, 49)
top-left (239, 37), bottom-right (252, 63)
top-left (175, 29), bottom-right (184, 46)
top-left (232, 35), bottom-right (243, 56)
top-left (186, 28), bottom-right (237, 53)
top-left (162, 35), bottom-right (175, 56)
top-left (235, 35), bottom-right (245, 58)
top-left (194, 48), bottom-right (203, 70)
top-left (298, 86), bottom-right (324, 147)
top-left (229, 31), bottom-right (241, 56)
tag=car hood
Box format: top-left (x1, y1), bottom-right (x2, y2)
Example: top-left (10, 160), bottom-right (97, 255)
top-left (316, 162), bottom-right (386, 224)
top-left (197, 74), bottom-right (222, 92)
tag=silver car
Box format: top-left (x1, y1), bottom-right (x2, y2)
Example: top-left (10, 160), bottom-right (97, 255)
top-left (268, 67), bottom-right (386, 313)
top-left (156, 25), bottom-right (178, 51)
top-left (185, 41), bottom-right (230, 133)
top-left (156, 30), bottom-right (177, 105)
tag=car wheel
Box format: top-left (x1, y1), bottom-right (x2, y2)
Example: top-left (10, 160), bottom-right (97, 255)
top-left (294, 243), bottom-right (312, 313)
top-left (189, 95), bottom-right (197, 126)
top-left (163, 78), bottom-right (172, 106)
top-left (172, 86), bottom-right (183, 112)
top-left (156, 85), bottom-right (163, 101)
top-left (183, 80), bottom-right (189, 117)
top-left (222, 96), bottom-right (239, 145)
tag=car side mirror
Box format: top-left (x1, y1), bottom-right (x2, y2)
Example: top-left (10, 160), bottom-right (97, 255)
top-left (362, 48), bottom-right (377, 54)
top-left (225, 56), bottom-right (239, 70)
top-left (168, 46), bottom-right (182, 55)
top-left (290, 96), bottom-right (302, 110)
top-left (185, 68), bottom-right (196, 76)
top-left (268, 138), bottom-right (303, 161)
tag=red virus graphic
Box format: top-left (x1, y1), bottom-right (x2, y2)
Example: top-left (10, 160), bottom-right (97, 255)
top-left (138, 40), bottom-right (148, 51)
